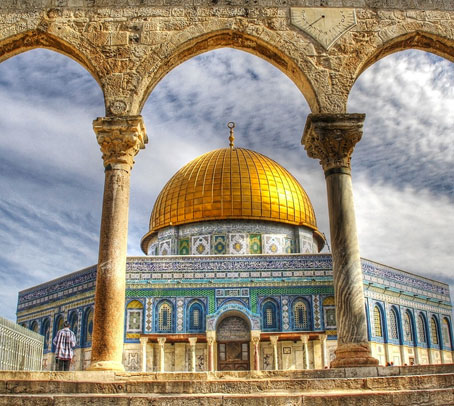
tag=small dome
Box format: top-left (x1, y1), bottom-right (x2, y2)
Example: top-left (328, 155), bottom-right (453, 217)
top-left (141, 146), bottom-right (322, 253)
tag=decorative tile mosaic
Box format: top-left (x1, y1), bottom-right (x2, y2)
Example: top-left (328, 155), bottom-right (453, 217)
top-left (229, 234), bottom-right (247, 255)
top-left (313, 295), bottom-right (321, 329)
top-left (281, 296), bottom-right (289, 330)
top-left (145, 298), bottom-right (153, 333)
top-left (263, 235), bottom-right (284, 254)
top-left (249, 234), bottom-right (262, 254)
top-left (176, 298), bottom-right (184, 332)
top-left (159, 240), bottom-right (171, 256)
top-left (216, 288), bottom-right (249, 298)
top-left (178, 239), bottom-right (189, 255)
top-left (213, 235), bottom-right (226, 255)
top-left (191, 235), bottom-right (210, 256)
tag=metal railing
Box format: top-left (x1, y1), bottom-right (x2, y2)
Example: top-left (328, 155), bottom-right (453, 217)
top-left (0, 316), bottom-right (43, 371)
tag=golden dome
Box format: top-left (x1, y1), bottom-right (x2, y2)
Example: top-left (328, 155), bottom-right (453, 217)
top-left (142, 147), bottom-right (321, 252)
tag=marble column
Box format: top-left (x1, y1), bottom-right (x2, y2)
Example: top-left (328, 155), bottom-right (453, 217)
top-left (88, 116), bottom-right (147, 371)
top-left (188, 337), bottom-right (197, 372)
top-left (300, 335), bottom-right (310, 370)
top-left (302, 114), bottom-right (378, 368)
top-left (140, 337), bottom-right (148, 372)
top-left (320, 334), bottom-right (328, 368)
top-left (414, 345), bottom-right (420, 365)
top-left (251, 332), bottom-right (261, 371)
top-left (270, 336), bottom-right (279, 370)
top-left (158, 337), bottom-right (166, 372)
top-left (206, 335), bottom-right (215, 372)
top-left (399, 344), bottom-right (406, 365)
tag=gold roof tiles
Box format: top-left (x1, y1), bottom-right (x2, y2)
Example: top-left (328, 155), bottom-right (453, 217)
top-left (142, 147), bottom-right (319, 249)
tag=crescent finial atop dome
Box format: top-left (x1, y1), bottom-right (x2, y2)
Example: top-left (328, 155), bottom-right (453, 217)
top-left (227, 121), bottom-right (235, 148)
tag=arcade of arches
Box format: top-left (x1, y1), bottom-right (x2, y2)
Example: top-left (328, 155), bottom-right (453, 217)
top-left (6, 1), bottom-right (454, 371)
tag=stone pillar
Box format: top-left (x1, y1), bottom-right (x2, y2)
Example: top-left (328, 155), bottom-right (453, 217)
top-left (399, 345), bottom-right (406, 365)
top-left (302, 113), bottom-right (378, 368)
top-left (270, 336), bottom-right (279, 370)
top-left (206, 332), bottom-right (215, 372)
top-left (189, 337), bottom-right (197, 372)
top-left (300, 335), bottom-right (309, 370)
top-left (414, 345), bottom-right (420, 365)
top-left (158, 337), bottom-right (166, 372)
top-left (384, 343), bottom-right (391, 365)
top-left (320, 334), bottom-right (328, 368)
top-left (140, 337), bottom-right (148, 372)
top-left (88, 116), bottom-right (147, 371)
top-left (251, 331), bottom-right (261, 371)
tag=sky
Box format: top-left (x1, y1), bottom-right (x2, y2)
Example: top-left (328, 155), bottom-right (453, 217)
top-left (0, 46), bottom-right (453, 321)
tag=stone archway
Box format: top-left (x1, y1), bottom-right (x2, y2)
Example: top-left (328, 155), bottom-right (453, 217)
top-left (216, 313), bottom-right (251, 371)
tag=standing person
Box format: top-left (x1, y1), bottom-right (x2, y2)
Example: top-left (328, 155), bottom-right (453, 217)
top-left (53, 321), bottom-right (76, 371)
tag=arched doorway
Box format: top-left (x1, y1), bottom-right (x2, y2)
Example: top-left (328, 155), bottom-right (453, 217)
top-left (216, 314), bottom-right (251, 371)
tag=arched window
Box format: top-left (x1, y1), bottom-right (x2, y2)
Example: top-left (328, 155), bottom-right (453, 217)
top-left (262, 300), bottom-right (278, 330)
top-left (83, 308), bottom-right (94, 346)
top-left (69, 311), bottom-right (79, 337)
top-left (404, 311), bottom-right (414, 342)
top-left (322, 296), bottom-right (336, 329)
top-left (417, 314), bottom-right (427, 343)
top-left (157, 301), bottom-right (173, 333)
top-left (293, 299), bottom-right (309, 330)
top-left (389, 308), bottom-right (399, 340)
top-left (188, 301), bottom-right (205, 332)
top-left (30, 320), bottom-right (39, 333)
top-left (442, 318), bottom-right (452, 349)
top-left (127, 300), bottom-right (144, 333)
top-left (41, 318), bottom-right (50, 351)
top-left (373, 305), bottom-right (383, 337)
top-left (430, 316), bottom-right (439, 346)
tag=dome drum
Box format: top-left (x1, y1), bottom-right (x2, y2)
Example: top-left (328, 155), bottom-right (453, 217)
top-left (142, 146), bottom-right (324, 256)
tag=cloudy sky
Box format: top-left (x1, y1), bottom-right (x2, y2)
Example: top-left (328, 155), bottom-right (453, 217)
top-left (0, 46), bottom-right (452, 321)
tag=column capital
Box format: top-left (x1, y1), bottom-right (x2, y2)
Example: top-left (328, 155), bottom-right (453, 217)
top-left (300, 335), bottom-right (308, 344)
top-left (157, 337), bottom-right (166, 346)
top-left (251, 336), bottom-right (260, 345)
top-left (270, 335), bottom-right (279, 345)
top-left (302, 113), bottom-right (365, 174)
top-left (139, 337), bottom-right (148, 346)
top-left (93, 115), bottom-right (148, 171)
top-left (188, 337), bottom-right (198, 346)
top-left (319, 334), bottom-right (327, 342)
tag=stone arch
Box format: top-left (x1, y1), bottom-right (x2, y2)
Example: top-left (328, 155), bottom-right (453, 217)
top-left (349, 30), bottom-right (454, 95)
top-left (135, 28), bottom-right (320, 115)
top-left (0, 30), bottom-right (106, 105)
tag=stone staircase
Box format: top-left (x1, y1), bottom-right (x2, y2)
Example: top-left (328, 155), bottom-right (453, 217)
top-left (0, 364), bottom-right (453, 405)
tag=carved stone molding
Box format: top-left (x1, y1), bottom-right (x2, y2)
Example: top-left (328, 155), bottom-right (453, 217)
top-left (93, 116), bottom-right (148, 171)
top-left (302, 113), bottom-right (365, 173)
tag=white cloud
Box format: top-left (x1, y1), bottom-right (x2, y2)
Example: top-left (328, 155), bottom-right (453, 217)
top-left (0, 46), bottom-right (452, 322)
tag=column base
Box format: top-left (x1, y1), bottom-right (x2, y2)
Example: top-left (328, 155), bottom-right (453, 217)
top-left (330, 342), bottom-right (379, 368)
top-left (87, 360), bottom-right (125, 371)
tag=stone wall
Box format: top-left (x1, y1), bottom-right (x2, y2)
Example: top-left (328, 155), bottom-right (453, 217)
top-left (1, 2), bottom-right (453, 117)
top-left (1, 1), bottom-right (454, 11)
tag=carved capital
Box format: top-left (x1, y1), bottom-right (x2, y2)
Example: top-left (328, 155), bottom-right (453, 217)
top-left (319, 334), bottom-right (327, 342)
top-left (139, 337), bottom-right (148, 346)
top-left (93, 115), bottom-right (148, 171)
top-left (206, 337), bottom-right (215, 346)
top-left (188, 337), bottom-right (197, 346)
top-left (300, 335), bottom-right (308, 344)
top-left (270, 335), bottom-right (279, 345)
top-left (157, 337), bottom-right (166, 346)
top-left (302, 113), bottom-right (365, 173)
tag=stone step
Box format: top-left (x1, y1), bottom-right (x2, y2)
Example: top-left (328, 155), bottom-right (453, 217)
top-left (0, 387), bottom-right (453, 406)
top-left (2, 373), bottom-right (454, 394)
